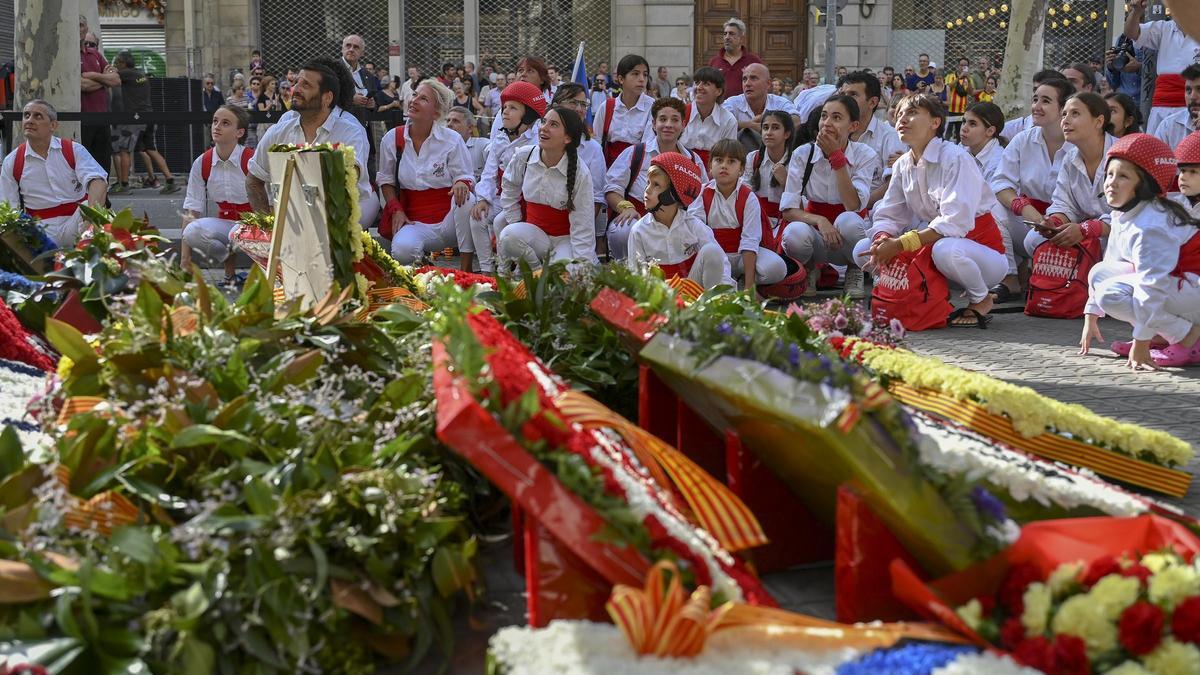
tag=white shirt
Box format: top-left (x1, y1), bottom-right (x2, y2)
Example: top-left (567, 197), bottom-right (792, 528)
top-left (579, 138), bottom-right (607, 204)
top-left (375, 124), bottom-right (474, 192)
top-left (592, 92), bottom-right (657, 146)
top-left (972, 139), bottom-right (1004, 183)
top-left (500, 146), bottom-right (597, 262)
top-left (182, 145), bottom-right (252, 214)
top-left (779, 141), bottom-right (880, 212)
top-left (1155, 108), bottom-right (1198, 149)
top-left (604, 138), bottom-right (709, 205)
top-left (687, 181), bottom-right (762, 253)
top-left (399, 80), bottom-right (418, 111)
top-left (873, 137), bottom-right (997, 239)
top-left (992, 126), bottom-right (1072, 204)
top-left (680, 103), bottom-right (738, 153)
top-left (464, 136), bottom-right (489, 182)
top-left (1173, 193), bottom-right (1200, 220)
top-left (792, 84), bottom-right (837, 123)
top-left (1135, 20), bottom-right (1200, 79)
top-left (627, 209), bottom-right (726, 271)
top-left (1001, 115), bottom-right (1033, 141)
top-left (250, 107), bottom-right (371, 201)
top-left (476, 127), bottom-right (538, 201)
top-left (722, 93), bottom-right (799, 124)
top-left (342, 58), bottom-right (367, 96)
top-left (1048, 134), bottom-right (1116, 225)
top-left (856, 116), bottom-right (907, 184)
top-left (0, 137), bottom-right (106, 216)
top-left (742, 148), bottom-right (789, 210)
top-left (1086, 201), bottom-right (1200, 339)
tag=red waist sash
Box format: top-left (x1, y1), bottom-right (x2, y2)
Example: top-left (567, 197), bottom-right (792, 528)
top-left (658, 252), bottom-right (697, 279)
top-left (712, 226), bottom-right (742, 253)
top-left (401, 187), bottom-right (453, 224)
top-left (1172, 232), bottom-right (1200, 279)
top-left (1153, 73), bottom-right (1186, 108)
top-left (495, 167), bottom-right (504, 196)
top-left (605, 140), bottom-right (633, 167)
top-left (967, 212), bottom-right (1005, 254)
top-left (805, 201), bottom-right (868, 221)
top-left (524, 201), bottom-right (571, 237)
top-left (217, 201), bottom-right (252, 221)
top-left (27, 198), bottom-right (84, 220)
top-left (761, 199), bottom-right (781, 220)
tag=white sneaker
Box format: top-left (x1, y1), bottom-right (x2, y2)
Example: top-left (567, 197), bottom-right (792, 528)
top-left (844, 268), bottom-right (865, 299)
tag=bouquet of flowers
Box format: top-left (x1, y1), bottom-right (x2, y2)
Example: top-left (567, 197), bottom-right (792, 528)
top-left (790, 296), bottom-right (905, 347)
top-left (0, 202), bottom-right (57, 276)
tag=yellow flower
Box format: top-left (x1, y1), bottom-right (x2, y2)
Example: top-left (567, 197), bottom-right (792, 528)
top-left (1107, 662), bottom-right (1153, 675)
top-left (1149, 565), bottom-right (1200, 610)
top-left (56, 355), bottom-right (74, 380)
top-left (1020, 582), bottom-right (1052, 636)
top-left (1143, 639), bottom-right (1200, 675)
top-left (1143, 553), bottom-right (1179, 574)
top-left (1051, 594), bottom-right (1119, 659)
top-left (1089, 574), bottom-right (1140, 620)
top-left (956, 598), bottom-right (983, 631)
top-left (1047, 561), bottom-right (1083, 597)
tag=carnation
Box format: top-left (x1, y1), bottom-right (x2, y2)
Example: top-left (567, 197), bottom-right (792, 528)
top-left (1149, 565), bottom-right (1200, 611)
top-left (1088, 574), bottom-right (1140, 620)
top-left (1106, 661), bottom-right (1153, 675)
top-left (1143, 552), bottom-right (1179, 574)
top-left (1117, 601), bottom-right (1164, 656)
top-left (1051, 594), bottom-right (1119, 659)
top-left (1020, 583), bottom-right (1051, 637)
top-left (1143, 638), bottom-right (1200, 675)
top-left (1047, 561), bottom-right (1083, 597)
top-left (956, 598), bottom-right (983, 631)
top-left (1081, 555), bottom-right (1122, 588)
top-left (1172, 596), bottom-right (1200, 645)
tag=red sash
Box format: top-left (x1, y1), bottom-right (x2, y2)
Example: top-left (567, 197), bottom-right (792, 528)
top-left (712, 228), bottom-right (741, 252)
top-left (524, 201), bottom-right (571, 237)
top-left (1153, 73), bottom-right (1186, 108)
top-left (401, 188), bottom-right (453, 224)
top-left (26, 199), bottom-right (84, 220)
top-left (966, 212), bottom-right (1005, 254)
top-left (761, 199), bottom-right (781, 220)
top-left (804, 201), bottom-right (868, 221)
top-left (605, 140), bottom-right (633, 167)
top-left (702, 184), bottom-right (752, 254)
top-left (1172, 232), bottom-right (1200, 279)
top-left (217, 201), bottom-right (253, 221)
top-left (659, 252), bottom-right (697, 279)
top-left (694, 149), bottom-right (712, 171)
top-left (495, 167), bottom-right (504, 196)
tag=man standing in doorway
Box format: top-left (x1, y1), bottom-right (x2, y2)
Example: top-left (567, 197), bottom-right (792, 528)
top-left (708, 18), bottom-right (762, 99)
top-left (80, 17), bottom-right (118, 176)
top-left (341, 34), bottom-right (378, 176)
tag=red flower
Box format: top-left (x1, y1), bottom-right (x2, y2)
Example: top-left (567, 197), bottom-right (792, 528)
top-left (999, 563), bottom-right (1044, 615)
top-left (1013, 636), bottom-right (1055, 673)
top-left (1172, 596), bottom-right (1200, 645)
top-left (975, 594), bottom-right (996, 615)
top-left (1081, 555), bottom-right (1122, 588)
top-left (0, 299), bottom-right (55, 372)
top-left (1118, 601), bottom-right (1165, 655)
top-left (415, 265), bottom-right (497, 289)
top-left (1052, 634), bottom-right (1090, 675)
top-left (1000, 617), bottom-right (1027, 648)
top-left (1120, 562), bottom-right (1154, 585)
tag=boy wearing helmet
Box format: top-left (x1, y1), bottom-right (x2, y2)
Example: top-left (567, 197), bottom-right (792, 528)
top-left (1079, 133), bottom-right (1200, 368)
top-left (1174, 130), bottom-right (1200, 219)
top-left (626, 152), bottom-right (731, 289)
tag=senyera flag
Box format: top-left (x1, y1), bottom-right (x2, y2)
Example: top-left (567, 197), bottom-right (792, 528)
top-left (571, 41), bottom-right (592, 125)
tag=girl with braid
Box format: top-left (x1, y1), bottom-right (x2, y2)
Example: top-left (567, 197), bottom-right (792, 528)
top-left (743, 110), bottom-right (795, 230)
top-left (496, 107), bottom-right (598, 271)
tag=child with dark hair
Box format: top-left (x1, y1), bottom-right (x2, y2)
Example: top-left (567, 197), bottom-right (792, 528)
top-left (593, 54), bottom-right (655, 166)
top-left (1104, 92), bottom-right (1142, 137)
top-left (181, 104), bottom-right (253, 286)
top-left (552, 83), bottom-right (610, 251)
top-left (745, 110), bottom-right (795, 228)
top-left (1080, 133), bottom-right (1200, 368)
top-left (680, 66), bottom-right (738, 170)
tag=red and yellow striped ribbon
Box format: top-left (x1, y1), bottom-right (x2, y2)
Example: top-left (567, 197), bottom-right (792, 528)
top-left (554, 390), bottom-right (768, 553)
top-left (666, 277), bottom-right (704, 302)
top-left (56, 396), bottom-right (106, 427)
top-left (55, 466), bottom-right (140, 536)
top-left (606, 560), bottom-right (732, 657)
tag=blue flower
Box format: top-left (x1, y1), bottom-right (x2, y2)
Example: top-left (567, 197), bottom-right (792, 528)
top-left (837, 643), bottom-right (978, 674)
top-left (971, 485), bottom-right (1007, 522)
top-left (716, 322), bottom-right (732, 336)
top-left (787, 344), bottom-right (800, 368)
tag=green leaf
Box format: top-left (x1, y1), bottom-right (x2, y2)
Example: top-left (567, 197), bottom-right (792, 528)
top-left (116, 475), bottom-right (188, 510)
top-left (170, 424), bottom-right (252, 451)
top-left (177, 634), bottom-right (216, 675)
top-left (133, 280), bottom-right (164, 330)
top-left (171, 582), bottom-right (210, 624)
top-left (242, 477), bottom-right (276, 516)
top-left (307, 538), bottom-right (328, 594)
top-left (110, 526), bottom-right (157, 565)
top-left (431, 545), bottom-right (473, 598)
top-left (0, 425), bottom-right (25, 481)
top-left (43, 317), bottom-right (97, 366)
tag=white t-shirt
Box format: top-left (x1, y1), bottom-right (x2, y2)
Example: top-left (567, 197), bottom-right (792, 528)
top-left (182, 145), bottom-right (253, 214)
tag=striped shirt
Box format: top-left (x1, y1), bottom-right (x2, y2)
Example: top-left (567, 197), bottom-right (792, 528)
top-left (945, 74), bottom-right (972, 114)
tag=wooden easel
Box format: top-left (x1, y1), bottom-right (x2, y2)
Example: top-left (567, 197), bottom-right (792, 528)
top-left (263, 155), bottom-right (297, 285)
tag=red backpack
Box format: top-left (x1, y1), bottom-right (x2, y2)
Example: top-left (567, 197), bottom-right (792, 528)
top-left (870, 245), bottom-right (953, 332)
top-left (1024, 237), bottom-right (1101, 319)
top-left (13, 140), bottom-right (77, 212)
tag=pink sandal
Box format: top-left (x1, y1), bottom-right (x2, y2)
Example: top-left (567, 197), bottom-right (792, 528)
top-left (1110, 341), bottom-right (1132, 357)
top-left (1150, 343), bottom-right (1200, 367)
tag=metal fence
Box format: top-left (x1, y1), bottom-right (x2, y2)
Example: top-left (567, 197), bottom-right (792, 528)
top-left (477, 0), bottom-right (610, 76)
top-left (404, 0), bottom-right (466, 74)
top-left (889, 0), bottom-right (1109, 74)
top-left (258, 0), bottom-right (390, 77)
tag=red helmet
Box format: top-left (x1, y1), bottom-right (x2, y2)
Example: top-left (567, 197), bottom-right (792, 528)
top-left (1177, 130), bottom-right (1200, 166)
top-left (500, 81), bottom-right (547, 120)
top-left (649, 152), bottom-right (703, 207)
top-left (1107, 132), bottom-right (1177, 196)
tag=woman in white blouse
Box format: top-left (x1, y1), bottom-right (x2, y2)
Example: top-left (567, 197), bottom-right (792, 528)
top-left (960, 101), bottom-right (1017, 299)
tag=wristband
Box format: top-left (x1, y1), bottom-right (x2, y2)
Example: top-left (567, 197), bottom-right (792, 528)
top-left (1043, 214), bottom-right (1066, 229)
top-left (898, 230), bottom-right (923, 252)
top-left (1010, 196), bottom-right (1033, 217)
top-left (1080, 219), bottom-right (1104, 239)
top-left (873, 231), bottom-right (893, 242)
top-left (379, 200), bottom-right (405, 239)
top-left (827, 149), bottom-right (850, 171)
top-left (617, 200), bottom-right (636, 212)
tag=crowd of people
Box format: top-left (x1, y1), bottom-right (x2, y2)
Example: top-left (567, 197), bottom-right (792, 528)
top-left (5, 2), bottom-right (1200, 370)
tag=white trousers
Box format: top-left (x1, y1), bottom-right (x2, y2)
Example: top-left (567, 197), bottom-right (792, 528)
top-left (853, 236), bottom-right (1007, 303)
top-left (390, 197), bottom-right (472, 264)
top-left (728, 249), bottom-right (787, 286)
top-left (1089, 260), bottom-right (1200, 344)
top-left (469, 202), bottom-right (507, 273)
top-left (690, 242), bottom-right (735, 289)
top-left (607, 220), bottom-right (634, 261)
top-left (781, 212), bottom-right (867, 267)
top-left (496, 222), bottom-right (577, 272)
top-left (359, 194), bottom-right (381, 230)
top-left (182, 217), bottom-right (237, 264)
top-left (41, 213), bottom-right (83, 248)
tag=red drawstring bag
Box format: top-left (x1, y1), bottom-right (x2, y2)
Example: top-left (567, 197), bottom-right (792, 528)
top-left (870, 245), bottom-right (952, 332)
top-left (1024, 237), bottom-right (1100, 319)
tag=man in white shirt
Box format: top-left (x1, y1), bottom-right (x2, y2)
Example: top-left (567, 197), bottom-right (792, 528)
top-left (446, 106), bottom-right (489, 182)
top-left (0, 100), bottom-right (107, 246)
top-left (399, 67), bottom-right (422, 111)
top-left (246, 57), bottom-right (379, 228)
top-left (838, 70), bottom-right (907, 207)
top-left (722, 63), bottom-right (801, 131)
top-left (1155, 64), bottom-right (1200, 148)
top-left (1125, 0), bottom-right (1200, 136)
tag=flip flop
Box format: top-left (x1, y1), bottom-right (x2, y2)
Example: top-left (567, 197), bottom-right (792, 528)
top-left (989, 283), bottom-right (1016, 304)
top-left (947, 307), bottom-right (992, 329)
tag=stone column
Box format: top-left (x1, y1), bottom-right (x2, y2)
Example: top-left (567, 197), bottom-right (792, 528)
top-left (993, 0), bottom-right (1047, 120)
top-left (16, 0), bottom-right (81, 139)
top-left (644, 0), bottom-right (694, 81)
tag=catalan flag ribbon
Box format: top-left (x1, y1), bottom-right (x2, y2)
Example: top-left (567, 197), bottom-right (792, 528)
top-left (554, 390), bottom-right (768, 553)
top-left (605, 560), bottom-right (732, 657)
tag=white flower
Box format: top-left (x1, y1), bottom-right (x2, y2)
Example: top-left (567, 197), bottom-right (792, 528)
top-left (931, 652), bottom-right (1040, 675)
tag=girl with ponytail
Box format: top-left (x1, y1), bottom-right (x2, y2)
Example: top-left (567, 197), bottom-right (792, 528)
top-left (496, 106), bottom-right (598, 271)
top-left (744, 109), bottom-right (795, 227)
top-left (1079, 133), bottom-right (1200, 368)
